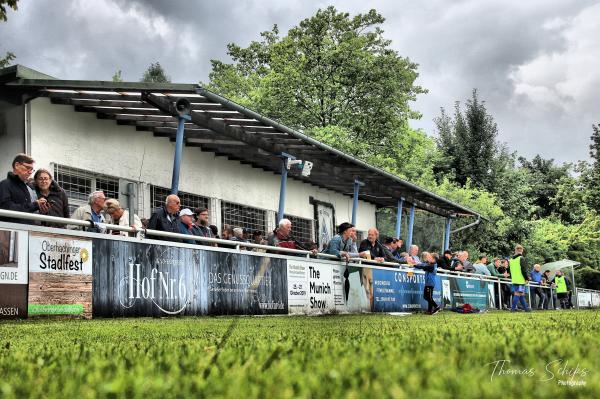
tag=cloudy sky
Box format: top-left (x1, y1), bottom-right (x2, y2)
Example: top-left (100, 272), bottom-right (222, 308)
top-left (1, 0), bottom-right (598, 164)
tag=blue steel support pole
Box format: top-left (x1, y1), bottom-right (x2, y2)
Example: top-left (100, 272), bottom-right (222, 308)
top-left (351, 180), bottom-right (363, 226)
top-left (277, 158), bottom-right (288, 222)
top-left (171, 115), bottom-right (190, 194)
top-left (395, 197), bottom-right (405, 239)
top-left (406, 203), bottom-right (416, 249)
top-left (444, 217), bottom-right (452, 251)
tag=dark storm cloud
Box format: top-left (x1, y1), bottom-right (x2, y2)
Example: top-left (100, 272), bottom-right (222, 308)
top-left (0, 0), bottom-right (598, 163)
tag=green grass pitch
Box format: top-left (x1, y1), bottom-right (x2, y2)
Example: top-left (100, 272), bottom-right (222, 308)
top-left (1, 310), bottom-right (599, 398)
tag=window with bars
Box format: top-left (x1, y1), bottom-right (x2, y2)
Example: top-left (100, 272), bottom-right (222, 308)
top-left (149, 186), bottom-right (210, 213)
top-left (53, 164), bottom-right (120, 215)
top-left (277, 214), bottom-right (314, 245)
top-left (356, 230), bottom-right (365, 244)
top-left (221, 201), bottom-right (266, 234)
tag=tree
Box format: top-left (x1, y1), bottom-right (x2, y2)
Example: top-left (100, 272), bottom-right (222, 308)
top-left (0, 0), bottom-right (18, 68)
top-left (0, 0), bottom-right (17, 21)
top-left (112, 70), bottom-right (123, 82)
top-left (141, 62), bottom-right (170, 83)
top-left (518, 155), bottom-right (570, 220)
top-left (586, 123), bottom-right (600, 212)
top-left (434, 90), bottom-right (507, 192)
top-left (550, 161), bottom-right (589, 224)
top-left (206, 6), bottom-right (427, 170)
top-left (0, 51), bottom-right (14, 68)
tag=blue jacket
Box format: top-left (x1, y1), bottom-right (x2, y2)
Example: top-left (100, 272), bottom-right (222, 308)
top-left (323, 234), bottom-right (357, 257)
top-left (530, 270), bottom-right (543, 283)
top-left (178, 220), bottom-right (199, 244)
top-left (414, 261), bottom-right (437, 287)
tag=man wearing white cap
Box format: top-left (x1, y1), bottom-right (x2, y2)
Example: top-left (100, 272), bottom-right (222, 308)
top-left (178, 208), bottom-right (200, 244)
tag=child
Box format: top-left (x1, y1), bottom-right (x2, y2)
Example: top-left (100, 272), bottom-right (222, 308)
top-left (413, 251), bottom-right (441, 315)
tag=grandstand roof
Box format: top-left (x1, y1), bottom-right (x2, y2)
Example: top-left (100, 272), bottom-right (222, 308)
top-left (1, 65), bottom-right (483, 218)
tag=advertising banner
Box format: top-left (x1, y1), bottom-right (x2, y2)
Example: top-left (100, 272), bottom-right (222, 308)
top-left (28, 233), bottom-right (93, 318)
top-left (93, 239), bottom-right (288, 317)
top-left (287, 260), bottom-right (335, 314)
top-left (0, 229), bottom-right (28, 319)
top-left (448, 277), bottom-right (489, 309)
top-left (578, 291), bottom-right (600, 308)
top-left (372, 268), bottom-right (444, 312)
top-left (287, 261), bottom-right (377, 314)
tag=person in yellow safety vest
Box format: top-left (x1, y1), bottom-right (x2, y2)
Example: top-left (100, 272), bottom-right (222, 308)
top-left (509, 244), bottom-right (531, 312)
top-left (551, 270), bottom-right (570, 309)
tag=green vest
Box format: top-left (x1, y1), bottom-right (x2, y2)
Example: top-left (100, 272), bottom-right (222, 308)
top-left (555, 276), bottom-right (567, 294)
top-left (509, 256), bottom-right (526, 284)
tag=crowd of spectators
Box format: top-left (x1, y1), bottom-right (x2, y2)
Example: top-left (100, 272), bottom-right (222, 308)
top-left (0, 154), bottom-right (577, 312)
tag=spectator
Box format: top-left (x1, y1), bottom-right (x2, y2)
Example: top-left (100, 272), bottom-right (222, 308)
top-left (458, 251), bottom-right (475, 273)
top-left (104, 199), bottom-right (142, 237)
top-left (32, 168), bottom-right (69, 227)
top-left (383, 237), bottom-right (401, 260)
top-left (551, 270), bottom-right (570, 310)
top-left (148, 194), bottom-right (181, 242)
top-left (267, 219), bottom-right (293, 248)
top-left (251, 230), bottom-right (267, 253)
top-left (0, 154), bottom-right (49, 224)
top-left (473, 255), bottom-right (491, 276)
top-left (231, 227), bottom-right (246, 242)
top-left (497, 259), bottom-right (511, 309)
top-left (529, 264), bottom-right (546, 310)
top-left (323, 222), bottom-right (359, 260)
top-left (222, 226), bottom-right (234, 240)
top-left (487, 257), bottom-right (503, 277)
top-left (71, 191), bottom-right (106, 233)
top-left (542, 270), bottom-right (555, 309)
top-left (267, 219), bottom-right (317, 254)
top-left (509, 244), bottom-right (530, 312)
top-left (395, 238), bottom-right (405, 255)
top-left (358, 228), bottom-right (396, 264)
top-left (408, 245), bottom-right (421, 263)
top-left (437, 250), bottom-right (463, 271)
top-left (209, 224), bottom-right (219, 239)
top-left (486, 257), bottom-right (505, 309)
top-left (252, 230), bottom-right (266, 245)
top-left (193, 207), bottom-right (214, 238)
top-left (413, 251), bottom-right (440, 315)
top-left (177, 208), bottom-right (199, 244)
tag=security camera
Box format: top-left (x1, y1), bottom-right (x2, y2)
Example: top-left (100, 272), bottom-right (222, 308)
top-left (286, 159), bottom-right (302, 170)
top-left (301, 161), bottom-right (313, 177)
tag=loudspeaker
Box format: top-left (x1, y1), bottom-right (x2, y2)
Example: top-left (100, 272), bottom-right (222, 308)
top-left (174, 98), bottom-right (191, 116)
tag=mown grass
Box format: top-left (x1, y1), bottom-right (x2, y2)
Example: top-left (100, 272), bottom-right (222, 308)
top-left (1, 310), bottom-right (599, 398)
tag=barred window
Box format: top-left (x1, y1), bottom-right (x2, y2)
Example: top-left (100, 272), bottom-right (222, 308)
top-left (53, 164), bottom-right (120, 215)
top-left (356, 230), bottom-right (365, 243)
top-left (278, 214), bottom-right (314, 245)
top-left (150, 186), bottom-right (210, 212)
top-left (221, 201), bottom-right (266, 234)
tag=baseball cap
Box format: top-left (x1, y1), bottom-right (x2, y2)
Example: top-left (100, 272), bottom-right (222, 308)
top-left (180, 208), bottom-right (194, 216)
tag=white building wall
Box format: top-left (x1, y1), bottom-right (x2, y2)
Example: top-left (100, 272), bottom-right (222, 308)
top-left (29, 98), bottom-right (376, 232)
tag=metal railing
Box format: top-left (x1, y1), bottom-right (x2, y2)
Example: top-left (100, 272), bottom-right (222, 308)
top-left (2, 207), bottom-right (598, 310)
